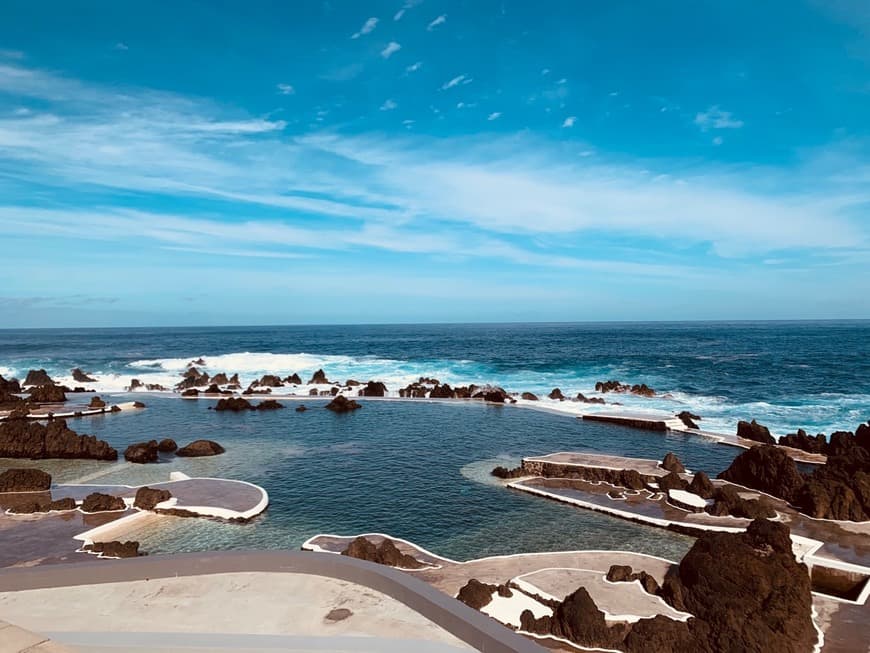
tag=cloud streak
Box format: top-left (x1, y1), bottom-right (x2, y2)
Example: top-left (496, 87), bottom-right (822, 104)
top-left (351, 17), bottom-right (378, 39)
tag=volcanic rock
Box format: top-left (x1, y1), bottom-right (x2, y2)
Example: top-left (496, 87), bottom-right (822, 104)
top-left (181, 388), bottom-right (199, 397)
top-left (24, 369), bottom-right (54, 386)
top-left (594, 380), bottom-right (656, 397)
top-left (341, 536), bottom-right (424, 568)
top-left (88, 396), bottom-right (106, 409)
top-left (176, 439), bottom-right (225, 457)
top-left (284, 373), bottom-right (302, 384)
top-left (0, 418), bottom-right (117, 460)
top-left (308, 369), bottom-right (329, 385)
top-left (71, 368), bottom-right (96, 383)
top-left (124, 440), bottom-right (159, 464)
top-left (256, 399), bottom-right (284, 410)
top-left (605, 565), bottom-right (661, 595)
top-left (133, 486), bottom-right (172, 510)
top-left (676, 411), bottom-right (700, 429)
top-left (706, 484), bottom-right (776, 519)
top-left (457, 579), bottom-right (499, 610)
top-left (81, 492), bottom-right (126, 513)
top-left (520, 586), bottom-right (628, 649)
top-left (325, 395), bottom-right (361, 413)
top-left (0, 374), bottom-right (21, 393)
top-left (778, 429), bottom-right (828, 455)
top-left (688, 471), bottom-right (715, 499)
top-left (718, 445), bottom-right (805, 503)
top-left (0, 468), bottom-right (51, 492)
top-left (658, 471), bottom-right (689, 492)
top-left (521, 392), bottom-right (538, 401)
top-left (548, 388), bottom-right (566, 401)
top-left (257, 374), bottom-right (283, 387)
top-left (295, 405), bottom-right (308, 412)
top-left (28, 384), bottom-right (67, 403)
top-left (359, 381), bottom-right (387, 397)
top-left (214, 397), bottom-right (254, 411)
top-left (208, 372), bottom-right (228, 385)
top-left (737, 419), bottom-right (775, 445)
top-left (175, 367), bottom-right (209, 390)
top-left (48, 497), bottom-right (77, 511)
top-left (473, 386), bottom-right (509, 403)
top-left (157, 438), bottom-right (177, 453)
top-left (491, 465), bottom-right (525, 479)
top-left (429, 383), bottom-right (455, 399)
top-left (575, 392), bottom-right (605, 404)
top-left (83, 540), bottom-right (143, 558)
top-left (661, 452), bottom-right (686, 473)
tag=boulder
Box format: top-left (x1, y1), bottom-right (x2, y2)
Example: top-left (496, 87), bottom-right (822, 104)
top-left (133, 486), bottom-right (172, 510)
top-left (706, 484), bottom-right (776, 519)
top-left (23, 369), bottom-right (54, 386)
top-left (124, 440), bottom-right (159, 464)
top-left (521, 392), bottom-right (538, 401)
top-left (429, 383), bottom-right (455, 399)
top-left (257, 374), bottom-right (283, 387)
top-left (548, 388), bottom-right (566, 401)
top-left (594, 380), bottom-right (656, 397)
top-left (457, 579), bottom-right (497, 610)
top-left (48, 497), bottom-right (77, 511)
top-left (204, 383), bottom-right (231, 395)
top-left (88, 396), bottom-right (106, 409)
top-left (676, 411), bottom-right (700, 429)
top-left (325, 395), bottom-right (361, 413)
top-left (520, 586), bottom-right (628, 649)
top-left (687, 471), bottom-right (715, 499)
top-left (661, 452), bottom-right (686, 473)
top-left (176, 439), bottom-right (225, 457)
top-left (181, 388), bottom-right (199, 397)
top-left (284, 373), bottom-right (302, 385)
top-left (630, 383), bottom-right (656, 397)
top-left (491, 465), bottom-right (525, 479)
top-left (81, 492), bottom-right (126, 513)
top-left (0, 468), bottom-right (51, 492)
top-left (308, 369), bottom-right (330, 384)
top-left (472, 386), bottom-right (509, 403)
top-left (175, 367), bottom-right (209, 390)
top-left (345, 379), bottom-right (361, 387)
top-left (214, 397), bottom-right (254, 411)
top-left (359, 381), bottom-right (387, 397)
top-left (605, 565), bottom-right (660, 594)
top-left (256, 399), bottom-right (284, 410)
top-left (71, 368), bottom-right (97, 383)
top-left (308, 388), bottom-right (318, 396)
top-left (737, 419), bottom-right (775, 445)
top-left (157, 438), bottom-right (177, 453)
top-left (0, 374), bottom-right (21, 393)
top-left (341, 536), bottom-right (424, 569)
top-left (718, 445), bottom-right (805, 503)
top-left (209, 372), bottom-right (229, 385)
top-left (575, 392), bottom-right (605, 404)
top-left (0, 389), bottom-right (26, 410)
top-left (83, 541), bottom-right (143, 558)
top-left (28, 384), bottom-right (67, 403)
top-left (0, 418), bottom-right (117, 460)
top-left (778, 429), bottom-right (828, 455)
top-left (658, 471), bottom-right (689, 492)
top-left (191, 358), bottom-right (206, 366)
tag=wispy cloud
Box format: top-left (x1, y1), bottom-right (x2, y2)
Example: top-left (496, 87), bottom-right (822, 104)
top-left (381, 41), bottom-right (402, 58)
top-left (351, 17), bottom-right (379, 39)
top-left (405, 61), bottom-right (423, 73)
top-left (276, 83), bottom-right (295, 95)
top-left (394, 0), bottom-right (421, 21)
top-left (487, 112), bottom-right (502, 121)
top-left (562, 116), bottom-right (576, 128)
top-left (380, 98), bottom-right (398, 111)
top-left (427, 14), bottom-right (447, 31)
top-left (441, 74), bottom-right (468, 90)
top-left (695, 105), bottom-right (744, 130)
top-left (113, 42), bottom-right (129, 52)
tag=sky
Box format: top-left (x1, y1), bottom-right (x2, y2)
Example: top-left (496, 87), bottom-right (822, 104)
top-left (0, 0), bottom-right (868, 327)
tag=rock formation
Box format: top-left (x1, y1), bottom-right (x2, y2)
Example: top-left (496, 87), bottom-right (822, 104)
top-left (341, 536), bottom-right (424, 569)
top-left (594, 380), bottom-right (656, 397)
top-left (28, 384), bottom-right (67, 403)
top-left (124, 440), bottom-right (159, 464)
top-left (0, 468), bottom-right (51, 492)
top-left (83, 541), bottom-right (143, 558)
top-left (687, 471), bottom-right (715, 499)
top-left (661, 452), bottom-right (686, 473)
top-left (429, 383), bottom-right (455, 398)
top-left (359, 381), bottom-right (387, 397)
top-left (521, 392), bottom-right (538, 401)
top-left (0, 417), bottom-right (117, 460)
top-left (548, 388), bottom-right (566, 400)
top-left (575, 392), bottom-right (605, 404)
top-left (718, 445), bottom-right (805, 502)
top-left (157, 438), bottom-right (177, 452)
top-left (778, 429), bottom-right (828, 454)
top-left (658, 471), bottom-right (689, 492)
top-left (133, 486), bottom-right (172, 510)
top-left (256, 399), bottom-right (284, 410)
top-left (737, 419), bottom-right (775, 444)
top-left (8, 496), bottom-right (77, 513)
top-left (308, 369), bottom-right (330, 384)
top-left (81, 492), bottom-right (126, 513)
top-left (0, 374), bottom-right (21, 393)
top-left (23, 369), bottom-right (54, 386)
top-left (491, 465), bottom-right (526, 479)
top-left (472, 386), bottom-right (510, 403)
top-left (295, 405), bottom-right (308, 412)
top-left (325, 395), bottom-right (361, 413)
top-left (214, 397), bottom-right (254, 411)
top-left (456, 579), bottom-right (514, 610)
top-left (676, 411), bottom-right (700, 429)
top-left (176, 439), bottom-right (225, 457)
top-left (605, 565), bottom-right (660, 594)
top-left (705, 484), bottom-right (776, 519)
top-left (175, 367), bottom-right (209, 391)
top-left (88, 396), bottom-right (106, 409)
top-left (284, 373), bottom-right (302, 384)
top-left (71, 368), bottom-right (97, 383)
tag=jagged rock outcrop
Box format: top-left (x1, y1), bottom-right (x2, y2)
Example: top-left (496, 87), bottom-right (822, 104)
top-left (341, 536), bottom-right (424, 569)
top-left (594, 380), bottom-right (656, 397)
top-left (71, 368), bottom-right (96, 383)
top-left (23, 369), bottom-right (54, 386)
top-left (128, 378), bottom-right (168, 391)
top-left (0, 468), bottom-right (51, 492)
top-left (528, 461), bottom-right (650, 490)
top-left (83, 540), bottom-right (143, 558)
top-left (325, 395), bottom-right (361, 413)
top-left (0, 389), bottom-right (26, 410)
top-left (28, 384), bottom-right (67, 403)
top-left (175, 367), bottom-right (209, 390)
top-left (133, 486), bottom-right (171, 510)
top-left (548, 388), bottom-right (566, 401)
top-left (705, 484), bottom-right (776, 519)
top-left (521, 392), bottom-right (538, 401)
top-left (520, 586), bottom-right (629, 649)
top-left (176, 439), bottom-right (225, 457)
top-left (181, 388), bottom-right (199, 397)
top-left (157, 438), bottom-right (177, 452)
top-left (8, 495), bottom-right (77, 513)
top-left (605, 565), bottom-right (660, 594)
top-left (256, 399), bottom-right (284, 410)
top-left (88, 396), bottom-right (106, 409)
top-left (737, 419), bottom-right (775, 445)
top-left (658, 471), bottom-right (689, 492)
top-left (778, 429), bottom-right (828, 455)
top-left (491, 465), bottom-right (526, 479)
top-left (575, 392), bottom-right (605, 404)
top-left (359, 381), bottom-right (387, 397)
top-left (284, 373), bottom-right (302, 385)
top-left (661, 452), bottom-right (686, 473)
top-left (208, 372), bottom-right (228, 385)
top-left (472, 386), bottom-right (510, 403)
top-left (429, 383), bottom-right (455, 398)
top-left (399, 379), bottom-right (433, 398)
top-left (687, 471), bottom-right (715, 499)
top-left (81, 492), bottom-right (126, 513)
top-left (255, 374), bottom-right (283, 387)
top-left (456, 579), bottom-right (514, 610)
top-left (718, 445), bottom-right (805, 502)
top-left (214, 397), bottom-right (254, 411)
top-left (0, 418), bottom-right (117, 460)
top-left (0, 375), bottom-right (21, 393)
top-left (676, 411), bottom-right (700, 429)
top-left (124, 440), bottom-right (159, 464)
top-left (203, 383), bottom-right (232, 395)
top-left (308, 369), bottom-right (329, 384)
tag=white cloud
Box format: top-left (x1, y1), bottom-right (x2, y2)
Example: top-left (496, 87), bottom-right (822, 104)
top-left (380, 98), bottom-right (398, 111)
top-left (394, 0), bottom-right (421, 21)
top-left (541, 68), bottom-right (550, 75)
top-left (556, 78), bottom-right (567, 84)
top-left (427, 14), bottom-right (447, 30)
top-left (394, 9), bottom-right (406, 20)
top-left (276, 83), bottom-right (295, 95)
top-left (403, 119), bottom-right (415, 128)
top-left (712, 136), bottom-right (724, 146)
top-left (114, 42), bottom-right (129, 51)
top-left (562, 116), bottom-right (576, 128)
top-left (405, 61), bottom-right (423, 73)
top-left (487, 112), bottom-right (502, 121)
top-left (441, 74), bottom-right (467, 90)
top-left (381, 41), bottom-right (402, 58)
top-left (351, 17), bottom-right (379, 39)
top-left (695, 105), bottom-right (744, 130)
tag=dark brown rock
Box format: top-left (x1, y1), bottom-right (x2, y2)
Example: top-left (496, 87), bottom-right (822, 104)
top-left (718, 445), bottom-right (805, 503)
top-left (520, 586), bottom-right (628, 649)
top-left (175, 367), bottom-right (209, 390)
top-left (181, 388), bottom-right (199, 397)
top-left (575, 392), bottom-right (605, 404)
top-left (594, 380), bottom-right (656, 397)
top-left (605, 565), bottom-right (660, 595)
top-left (706, 484), bottom-right (776, 519)
top-left (133, 486), bottom-right (172, 510)
top-left (472, 386), bottom-right (509, 403)
top-left (687, 471), bottom-right (715, 499)
top-left (341, 536), bottom-right (424, 569)
top-left (359, 381), bottom-right (387, 397)
top-left (124, 440), bottom-right (159, 464)
top-left (48, 496), bottom-right (77, 511)
top-left (778, 429), bottom-right (828, 455)
top-left (28, 384), bottom-right (67, 403)
top-left (83, 540), bottom-right (143, 558)
top-left (88, 396), bottom-right (106, 409)
top-left (737, 419), bottom-right (775, 445)
top-left (0, 468), bottom-right (51, 492)
top-left (257, 374), bottom-right (283, 387)
top-left (209, 372), bottom-right (229, 385)
top-left (521, 392), bottom-right (538, 401)
top-left (295, 405), bottom-right (308, 412)
top-left (308, 369), bottom-right (329, 384)
top-left (325, 395), bottom-right (361, 413)
top-left (429, 383), bottom-right (455, 398)
top-left (676, 411), bottom-right (700, 429)
top-left (457, 579), bottom-right (497, 610)
top-left (658, 471), bottom-right (689, 492)
top-left (491, 465), bottom-right (525, 479)
top-left (661, 452), bottom-right (686, 473)
top-left (548, 388), bottom-right (566, 401)
top-left (256, 399), bottom-right (284, 410)
top-left (284, 373), bottom-right (302, 385)
top-left (0, 374), bottom-right (21, 393)
top-left (176, 439), bottom-right (225, 457)
top-left (81, 492), bottom-right (126, 513)
top-left (157, 438), bottom-right (177, 453)
top-left (0, 418), bottom-right (117, 460)
top-left (24, 369), bottom-right (54, 386)
top-left (214, 397), bottom-right (254, 411)
top-left (71, 368), bottom-right (97, 383)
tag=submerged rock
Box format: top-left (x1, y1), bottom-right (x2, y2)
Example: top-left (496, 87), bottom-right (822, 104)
top-left (325, 395), bottom-right (361, 413)
top-left (341, 536), bottom-right (424, 569)
top-left (81, 492), bottom-right (126, 513)
top-left (256, 399), bottom-right (284, 410)
top-left (0, 417), bottom-right (117, 460)
top-left (295, 405), bottom-right (308, 412)
top-left (176, 439), bottom-right (225, 457)
top-left (0, 468), bottom-right (51, 492)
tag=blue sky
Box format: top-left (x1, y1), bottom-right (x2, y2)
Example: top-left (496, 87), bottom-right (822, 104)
top-left (0, 0), bottom-right (868, 327)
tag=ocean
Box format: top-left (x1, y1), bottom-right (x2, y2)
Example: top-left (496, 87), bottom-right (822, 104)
top-left (1, 321), bottom-right (868, 560)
